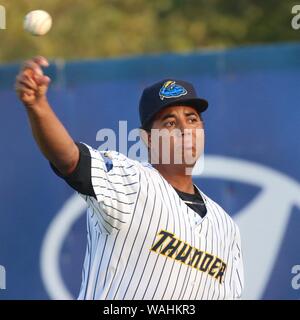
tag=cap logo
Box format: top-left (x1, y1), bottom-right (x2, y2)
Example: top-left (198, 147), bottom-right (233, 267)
top-left (159, 81), bottom-right (188, 100)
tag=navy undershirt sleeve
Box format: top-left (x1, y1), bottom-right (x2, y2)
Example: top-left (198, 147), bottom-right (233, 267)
top-left (50, 142), bottom-right (96, 198)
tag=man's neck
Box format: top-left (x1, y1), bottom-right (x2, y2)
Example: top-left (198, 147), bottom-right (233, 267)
top-left (153, 164), bottom-right (195, 194)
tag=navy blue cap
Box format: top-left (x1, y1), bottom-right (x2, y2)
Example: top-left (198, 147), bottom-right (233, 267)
top-left (139, 79), bottom-right (208, 128)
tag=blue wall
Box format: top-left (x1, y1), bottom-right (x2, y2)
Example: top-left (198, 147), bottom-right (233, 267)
top-left (0, 43), bottom-right (300, 299)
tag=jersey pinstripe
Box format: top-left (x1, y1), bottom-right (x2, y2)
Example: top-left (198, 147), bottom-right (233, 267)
top-left (77, 143), bottom-right (244, 300)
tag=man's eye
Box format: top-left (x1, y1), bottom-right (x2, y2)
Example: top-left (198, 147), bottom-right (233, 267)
top-left (165, 121), bottom-right (175, 127)
top-left (188, 117), bottom-right (198, 123)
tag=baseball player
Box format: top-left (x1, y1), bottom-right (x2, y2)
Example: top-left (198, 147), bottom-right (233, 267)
top-left (15, 56), bottom-right (244, 300)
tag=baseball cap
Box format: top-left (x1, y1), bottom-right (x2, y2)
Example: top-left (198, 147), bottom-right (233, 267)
top-left (139, 79), bottom-right (208, 129)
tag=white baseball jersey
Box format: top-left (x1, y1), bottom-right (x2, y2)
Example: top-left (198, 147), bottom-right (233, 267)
top-left (74, 143), bottom-right (244, 300)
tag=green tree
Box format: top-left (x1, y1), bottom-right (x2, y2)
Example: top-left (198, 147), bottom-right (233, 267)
top-left (0, 0), bottom-right (299, 63)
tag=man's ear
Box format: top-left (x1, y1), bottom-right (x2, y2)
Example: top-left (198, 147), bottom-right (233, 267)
top-left (139, 128), bottom-right (151, 149)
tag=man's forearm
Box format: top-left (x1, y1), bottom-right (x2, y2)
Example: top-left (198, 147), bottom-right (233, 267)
top-left (15, 56), bottom-right (79, 175)
top-left (25, 98), bottom-right (79, 175)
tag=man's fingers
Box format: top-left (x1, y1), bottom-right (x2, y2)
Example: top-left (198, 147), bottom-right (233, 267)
top-left (20, 92), bottom-right (35, 104)
top-left (24, 74), bottom-right (39, 88)
top-left (22, 61), bottom-right (43, 76)
top-left (16, 71), bottom-right (50, 92)
top-left (34, 74), bottom-right (51, 86)
top-left (15, 85), bottom-right (34, 97)
top-left (19, 57), bottom-right (50, 90)
top-left (32, 56), bottom-right (49, 67)
top-left (22, 88), bottom-right (34, 96)
top-left (15, 75), bottom-right (37, 93)
top-left (17, 78), bottom-right (38, 91)
top-left (16, 57), bottom-right (50, 106)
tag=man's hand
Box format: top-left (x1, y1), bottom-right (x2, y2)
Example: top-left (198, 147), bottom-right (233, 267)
top-left (15, 56), bottom-right (51, 107)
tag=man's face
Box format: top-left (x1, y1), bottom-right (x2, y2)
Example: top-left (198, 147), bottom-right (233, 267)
top-left (145, 105), bottom-right (205, 169)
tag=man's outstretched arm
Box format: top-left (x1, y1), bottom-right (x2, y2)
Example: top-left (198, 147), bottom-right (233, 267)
top-left (15, 56), bottom-right (79, 176)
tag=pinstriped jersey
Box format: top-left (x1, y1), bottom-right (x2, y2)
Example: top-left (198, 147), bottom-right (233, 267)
top-left (77, 143), bottom-right (244, 300)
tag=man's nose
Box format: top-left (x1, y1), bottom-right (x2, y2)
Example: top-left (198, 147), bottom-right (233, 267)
top-left (177, 120), bottom-right (186, 134)
top-left (177, 120), bottom-right (191, 136)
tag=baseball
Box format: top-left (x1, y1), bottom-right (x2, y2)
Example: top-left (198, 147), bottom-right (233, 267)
top-left (23, 10), bottom-right (52, 36)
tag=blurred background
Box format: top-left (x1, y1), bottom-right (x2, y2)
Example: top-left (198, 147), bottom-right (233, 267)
top-left (1, 0), bottom-right (300, 62)
top-left (0, 0), bottom-right (299, 299)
